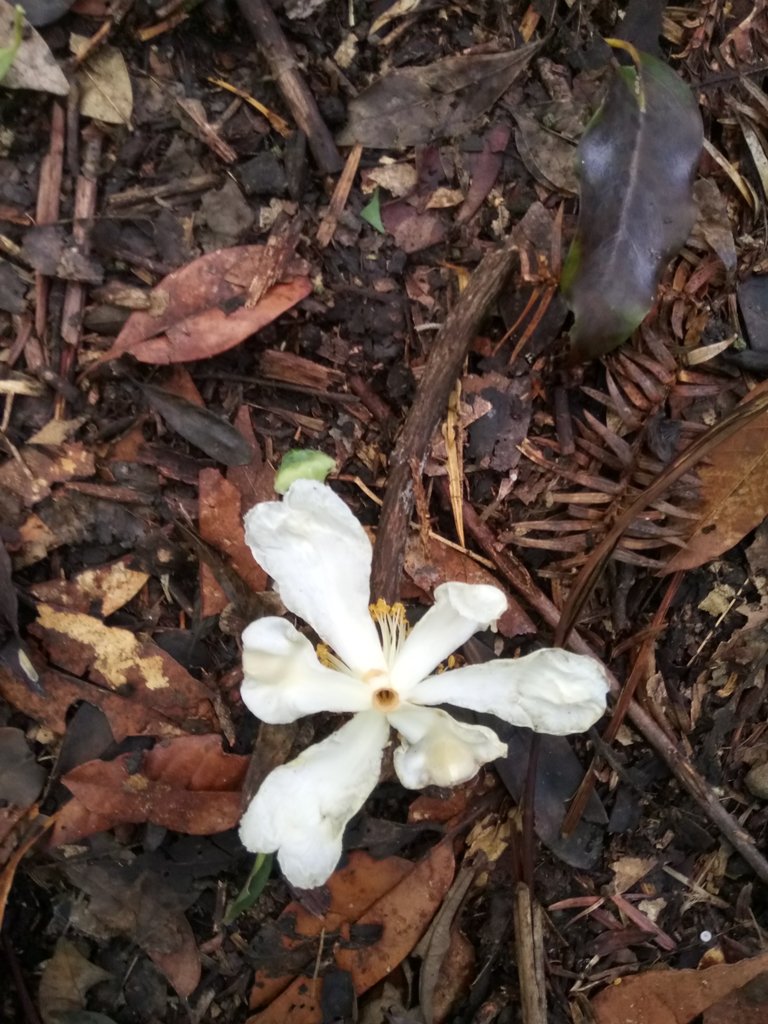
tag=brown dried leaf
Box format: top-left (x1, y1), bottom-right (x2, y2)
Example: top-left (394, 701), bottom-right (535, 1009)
top-left (38, 938), bottom-right (112, 1024)
top-left (0, 442), bottom-right (94, 507)
top-left (249, 850), bottom-right (412, 1010)
top-left (0, 665), bottom-right (202, 745)
top-left (54, 735), bottom-right (247, 843)
top-left (30, 557), bottom-right (149, 617)
top-left (28, 605), bottom-right (216, 737)
top-left (101, 246), bottom-right (311, 364)
top-left (591, 950), bottom-right (768, 1024)
top-left (250, 843), bottom-right (455, 1023)
top-left (664, 385), bottom-right (768, 572)
top-left (66, 863), bottom-right (201, 998)
top-left (337, 46), bottom-right (540, 148)
top-left (199, 468), bottom-right (266, 595)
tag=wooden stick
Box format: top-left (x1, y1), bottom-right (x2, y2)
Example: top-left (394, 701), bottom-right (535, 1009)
top-left (235, 0), bottom-right (342, 174)
top-left (34, 102), bottom-right (65, 343)
top-left (514, 883), bottom-right (548, 1024)
top-left (370, 239), bottom-right (517, 602)
top-left (316, 142), bottom-right (362, 248)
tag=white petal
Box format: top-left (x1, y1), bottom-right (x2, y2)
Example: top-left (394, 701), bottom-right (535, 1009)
top-left (391, 582), bottom-right (508, 694)
top-left (244, 480), bottom-right (385, 676)
top-left (239, 711), bottom-right (390, 889)
top-left (388, 704), bottom-right (507, 789)
top-left (410, 649), bottom-right (609, 735)
top-left (241, 617), bottom-right (371, 724)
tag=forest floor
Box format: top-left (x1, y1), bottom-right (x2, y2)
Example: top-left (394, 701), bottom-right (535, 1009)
top-left (2, 0), bottom-right (768, 1022)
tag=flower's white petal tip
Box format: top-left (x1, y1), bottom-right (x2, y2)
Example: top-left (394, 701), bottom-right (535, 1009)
top-left (392, 581), bottom-right (508, 693)
top-left (240, 616), bottom-right (370, 723)
top-left (434, 581), bottom-right (508, 628)
top-left (410, 648), bottom-right (609, 736)
top-left (243, 481), bottom-right (384, 675)
top-left (238, 712), bottom-right (389, 890)
top-left (389, 705), bottom-right (507, 790)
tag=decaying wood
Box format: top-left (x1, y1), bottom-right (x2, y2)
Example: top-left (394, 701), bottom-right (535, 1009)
top-left (235, 0), bottom-right (343, 174)
top-left (514, 883), bottom-right (548, 1024)
top-left (371, 239), bottom-right (517, 603)
top-left (34, 101), bottom-right (65, 341)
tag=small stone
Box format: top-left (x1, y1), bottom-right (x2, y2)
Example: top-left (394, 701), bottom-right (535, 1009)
top-left (237, 152), bottom-right (286, 197)
top-left (745, 763), bottom-right (768, 800)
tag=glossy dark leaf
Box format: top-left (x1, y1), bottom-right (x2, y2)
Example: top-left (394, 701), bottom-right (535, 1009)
top-left (562, 46), bottom-right (702, 360)
top-left (142, 384), bottom-right (252, 466)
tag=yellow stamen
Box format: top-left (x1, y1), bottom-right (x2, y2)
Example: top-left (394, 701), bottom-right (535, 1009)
top-left (369, 598), bottom-right (407, 625)
top-left (369, 599), bottom-right (409, 667)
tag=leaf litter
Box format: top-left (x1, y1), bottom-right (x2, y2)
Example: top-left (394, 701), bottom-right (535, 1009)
top-left (3, 1), bottom-right (768, 1022)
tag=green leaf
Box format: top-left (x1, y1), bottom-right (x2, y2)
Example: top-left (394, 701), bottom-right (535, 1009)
top-left (0, 5), bottom-right (23, 83)
top-left (361, 188), bottom-right (385, 233)
top-left (274, 448), bottom-right (336, 494)
top-left (223, 853), bottom-right (272, 924)
top-left (561, 42), bottom-right (703, 361)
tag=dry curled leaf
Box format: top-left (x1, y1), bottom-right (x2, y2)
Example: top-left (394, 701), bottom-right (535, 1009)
top-left (0, 0), bottom-right (69, 94)
top-left (55, 734), bottom-right (248, 843)
top-left (249, 842), bottom-right (455, 1024)
top-left (27, 605), bottom-right (216, 738)
top-left (38, 939), bottom-right (112, 1024)
top-left (664, 383), bottom-right (768, 572)
top-left (591, 950), bottom-right (768, 1024)
top-left (66, 863), bottom-right (201, 998)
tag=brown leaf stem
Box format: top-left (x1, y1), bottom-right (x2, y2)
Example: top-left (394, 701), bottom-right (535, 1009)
top-left (234, 0), bottom-right (342, 174)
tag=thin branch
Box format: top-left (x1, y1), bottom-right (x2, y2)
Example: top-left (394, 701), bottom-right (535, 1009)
top-left (371, 240), bottom-right (517, 602)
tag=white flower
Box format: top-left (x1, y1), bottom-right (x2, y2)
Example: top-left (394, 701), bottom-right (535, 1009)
top-left (238, 479), bottom-right (608, 889)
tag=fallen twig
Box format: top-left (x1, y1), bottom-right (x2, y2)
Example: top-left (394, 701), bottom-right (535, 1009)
top-left (514, 883), bottom-right (548, 1024)
top-left (316, 143), bottom-right (362, 248)
top-left (371, 239), bottom-right (517, 601)
top-left (34, 102), bottom-right (65, 343)
top-left (235, 0), bottom-right (342, 174)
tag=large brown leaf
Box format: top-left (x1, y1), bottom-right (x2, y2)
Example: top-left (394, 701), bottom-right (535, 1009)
top-left (562, 45), bottom-right (702, 360)
top-left (591, 950), bottom-right (768, 1024)
top-left (664, 384), bottom-right (768, 572)
top-left (27, 605), bottom-right (216, 737)
top-left (249, 842), bottom-right (455, 1023)
top-left (101, 246), bottom-right (311, 364)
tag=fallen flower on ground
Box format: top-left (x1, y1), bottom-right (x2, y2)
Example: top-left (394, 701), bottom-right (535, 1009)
top-left (238, 479), bottom-right (608, 889)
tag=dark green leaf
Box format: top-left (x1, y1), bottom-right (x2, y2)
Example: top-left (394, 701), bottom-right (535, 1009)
top-left (223, 852), bottom-right (272, 924)
top-left (360, 188), bottom-right (386, 233)
top-left (142, 384), bottom-right (252, 466)
top-left (562, 45), bottom-right (703, 360)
